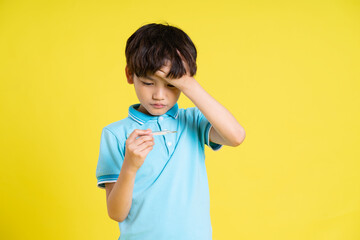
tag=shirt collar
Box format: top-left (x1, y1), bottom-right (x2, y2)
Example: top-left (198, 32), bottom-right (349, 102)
top-left (128, 103), bottom-right (179, 125)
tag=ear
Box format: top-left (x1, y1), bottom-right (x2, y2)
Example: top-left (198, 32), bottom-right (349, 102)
top-left (125, 65), bottom-right (134, 84)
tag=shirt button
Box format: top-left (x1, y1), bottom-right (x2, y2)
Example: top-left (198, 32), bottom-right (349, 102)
top-left (167, 141), bottom-right (172, 146)
top-left (159, 116), bottom-right (164, 121)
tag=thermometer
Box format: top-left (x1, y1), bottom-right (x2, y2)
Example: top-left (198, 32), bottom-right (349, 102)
top-left (151, 130), bottom-right (177, 136)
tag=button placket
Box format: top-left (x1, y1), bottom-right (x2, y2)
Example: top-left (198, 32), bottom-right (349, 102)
top-left (157, 116), bottom-right (170, 156)
top-left (164, 130), bottom-right (176, 155)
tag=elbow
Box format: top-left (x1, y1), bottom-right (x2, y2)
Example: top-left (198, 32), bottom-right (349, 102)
top-left (231, 128), bottom-right (246, 147)
top-left (115, 217), bottom-right (126, 223)
top-left (106, 197), bottom-right (131, 223)
top-left (108, 209), bottom-right (128, 223)
top-left (109, 213), bottom-right (126, 223)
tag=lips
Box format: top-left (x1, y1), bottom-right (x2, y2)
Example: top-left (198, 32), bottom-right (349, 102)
top-left (151, 104), bottom-right (166, 109)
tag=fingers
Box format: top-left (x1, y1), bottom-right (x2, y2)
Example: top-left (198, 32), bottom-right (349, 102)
top-left (176, 49), bottom-right (185, 60)
top-left (133, 135), bottom-right (153, 146)
top-left (140, 145), bottom-right (154, 157)
top-left (155, 68), bottom-right (169, 79)
top-left (133, 135), bottom-right (154, 153)
top-left (126, 129), bottom-right (155, 152)
top-left (136, 139), bottom-right (155, 152)
top-left (124, 129), bottom-right (155, 172)
top-left (176, 50), bottom-right (190, 74)
top-left (154, 59), bottom-right (171, 78)
top-left (154, 51), bottom-right (190, 79)
top-left (126, 129), bottom-right (152, 144)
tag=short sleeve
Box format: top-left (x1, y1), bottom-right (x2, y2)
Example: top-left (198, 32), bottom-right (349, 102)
top-left (95, 128), bottom-right (125, 189)
top-left (195, 107), bottom-right (223, 151)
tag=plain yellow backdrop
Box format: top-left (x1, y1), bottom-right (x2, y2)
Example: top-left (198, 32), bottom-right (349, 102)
top-left (1, 0), bottom-right (359, 239)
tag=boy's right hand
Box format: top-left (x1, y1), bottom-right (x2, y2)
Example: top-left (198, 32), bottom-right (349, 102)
top-left (123, 129), bottom-right (154, 173)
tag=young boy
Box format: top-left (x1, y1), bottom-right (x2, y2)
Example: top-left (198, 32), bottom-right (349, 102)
top-left (96, 23), bottom-right (245, 240)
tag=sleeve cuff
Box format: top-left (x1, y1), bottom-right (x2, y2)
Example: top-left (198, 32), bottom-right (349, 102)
top-left (97, 174), bottom-right (119, 189)
top-left (205, 124), bottom-right (223, 151)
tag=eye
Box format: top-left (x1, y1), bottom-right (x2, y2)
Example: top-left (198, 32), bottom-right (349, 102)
top-left (167, 84), bottom-right (175, 88)
top-left (141, 81), bottom-right (153, 86)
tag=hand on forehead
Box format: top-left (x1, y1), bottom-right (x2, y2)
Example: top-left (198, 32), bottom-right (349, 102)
top-left (155, 60), bottom-right (171, 79)
top-left (155, 50), bottom-right (190, 79)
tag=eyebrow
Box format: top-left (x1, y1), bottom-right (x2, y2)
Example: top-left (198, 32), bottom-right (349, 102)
top-left (143, 76), bottom-right (156, 81)
top-left (143, 75), bottom-right (172, 84)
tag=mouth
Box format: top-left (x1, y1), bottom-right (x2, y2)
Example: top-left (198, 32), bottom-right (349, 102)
top-left (151, 104), bottom-right (166, 109)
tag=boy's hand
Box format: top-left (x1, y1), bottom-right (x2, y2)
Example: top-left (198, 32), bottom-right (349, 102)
top-left (123, 129), bottom-right (154, 174)
top-left (154, 51), bottom-right (195, 91)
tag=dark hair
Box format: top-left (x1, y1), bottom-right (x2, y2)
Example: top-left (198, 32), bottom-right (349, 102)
top-left (125, 23), bottom-right (197, 78)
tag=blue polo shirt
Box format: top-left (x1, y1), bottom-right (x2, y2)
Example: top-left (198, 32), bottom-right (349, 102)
top-left (96, 103), bottom-right (222, 240)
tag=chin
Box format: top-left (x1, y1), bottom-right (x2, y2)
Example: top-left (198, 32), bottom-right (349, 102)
top-left (149, 110), bottom-right (166, 116)
top-left (148, 107), bottom-right (168, 116)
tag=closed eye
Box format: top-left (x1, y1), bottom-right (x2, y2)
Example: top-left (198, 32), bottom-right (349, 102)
top-left (141, 81), bottom-right (153, 86)
top-left (167, 84), bottom-right (175, 88)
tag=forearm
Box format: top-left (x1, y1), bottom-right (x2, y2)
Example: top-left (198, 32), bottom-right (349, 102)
top-left (107, 161), bottom-right (136, 222)
top-left (179, 77), bottom-right (245, 146)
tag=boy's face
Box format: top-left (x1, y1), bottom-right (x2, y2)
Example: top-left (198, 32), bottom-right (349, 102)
top-left (126, 66), bottom-right (181, 116)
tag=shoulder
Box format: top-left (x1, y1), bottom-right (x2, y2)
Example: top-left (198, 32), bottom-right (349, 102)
top-left (178, 106), bottom-right (201, 120)
top-left (101, 117), bottom-right (138, 142)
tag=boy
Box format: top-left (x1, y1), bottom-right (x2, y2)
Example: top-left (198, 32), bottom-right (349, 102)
top-left (96, 23), bottom-right (246, 240)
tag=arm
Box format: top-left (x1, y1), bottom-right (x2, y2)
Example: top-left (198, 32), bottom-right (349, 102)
top-left (106, 129), bottom-right (154, 222)
top-left (155, 60), bottom-right (245, 147)
top-left (177, 78), bottom-right (245, 147)
top-left (105, 162), bottom-right (136, 222)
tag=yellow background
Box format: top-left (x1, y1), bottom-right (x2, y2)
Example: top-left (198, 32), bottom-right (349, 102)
top-left (1, 0), bottom-right (359, 239)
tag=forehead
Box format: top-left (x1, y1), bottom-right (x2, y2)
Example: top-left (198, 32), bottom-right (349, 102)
top-left (136, 66), bottom-right (169, 81)
top-left (138, 74), bottom-right (163, 82)
top-left (143, 62), bottom-right (171, 80)
top-left (143, 75), bottom-right (157, 81)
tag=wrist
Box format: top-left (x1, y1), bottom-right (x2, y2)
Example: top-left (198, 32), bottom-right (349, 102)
top-left (178, 76), bottom-right (199, 94)
top-left (121, 160), bottom-right (138, 176)
top-left (175, 76), bottom-right (196, 92)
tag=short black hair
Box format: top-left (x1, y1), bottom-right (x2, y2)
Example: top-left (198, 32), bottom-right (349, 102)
top-left (125, 23), bottom-right (197, 79)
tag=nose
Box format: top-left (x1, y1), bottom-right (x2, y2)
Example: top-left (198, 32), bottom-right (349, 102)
top-left (152, 86), bottom-right (165, 100)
